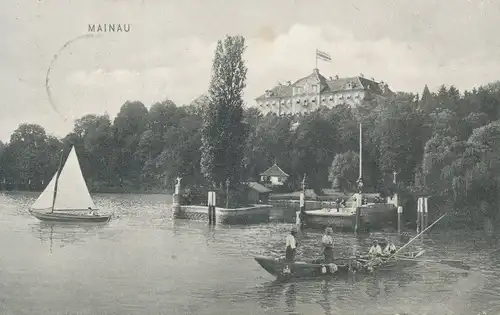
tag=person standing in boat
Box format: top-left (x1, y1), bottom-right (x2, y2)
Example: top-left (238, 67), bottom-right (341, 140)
top-left (285, 227), bottom-right (299, 262)
top-left (322, 227), bottom-right (334, 263)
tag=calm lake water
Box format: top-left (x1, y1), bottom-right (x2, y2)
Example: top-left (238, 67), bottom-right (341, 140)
top-left (0, 192), bottom-right (499, 315)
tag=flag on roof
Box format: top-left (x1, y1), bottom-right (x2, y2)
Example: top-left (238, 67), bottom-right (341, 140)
top-left (316, 49), bottom-right (331, 62)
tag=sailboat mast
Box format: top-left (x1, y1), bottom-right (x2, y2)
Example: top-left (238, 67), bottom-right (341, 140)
top-left (359, 123), bottom-right (362, 179)
top-left (51, 148), bottom-right (65, 213)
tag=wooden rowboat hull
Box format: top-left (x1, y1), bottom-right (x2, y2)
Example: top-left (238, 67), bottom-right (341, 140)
top-left (29, 210), bottom-right (111, 223)
top-left (254, 256), bottom-right (355, 280)
top-left (255, 250), bottom-right (424, 280)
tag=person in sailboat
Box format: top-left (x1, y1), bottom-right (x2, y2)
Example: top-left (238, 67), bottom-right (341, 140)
top-left (88, 207), bottom-right (98, 216)
top-left (322, 227), bottom-right (334, 263)
top-left (285, 226), bottom-right (299, 262)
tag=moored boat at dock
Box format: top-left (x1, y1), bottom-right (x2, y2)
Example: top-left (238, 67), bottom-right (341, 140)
top-left (302, 202), bottom-right (397, 231)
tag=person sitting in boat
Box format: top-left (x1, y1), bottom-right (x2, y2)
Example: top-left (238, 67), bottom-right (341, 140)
top-left (88, 207), bottom-right (98, 216)
top-left (368, 240), bottom-right (382, 257)
top-left (322, 227), bottom-right (334, 263)
top-left (285, 226), bottom-right (299, 262)
top-left (383, 241), bottom-right (397, 255)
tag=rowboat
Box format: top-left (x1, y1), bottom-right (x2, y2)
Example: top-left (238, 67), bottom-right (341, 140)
top-left (28, 146), bottom-right (112, 223)
top-left (255, 250), bottom-right (425, 280)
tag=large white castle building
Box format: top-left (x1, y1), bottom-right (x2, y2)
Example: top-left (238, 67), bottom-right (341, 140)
top-left (255, 68), bottom-right (393, 115)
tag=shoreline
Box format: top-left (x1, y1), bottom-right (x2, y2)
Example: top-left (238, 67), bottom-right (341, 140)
top-left (0, 189), bottom-right (172, 195)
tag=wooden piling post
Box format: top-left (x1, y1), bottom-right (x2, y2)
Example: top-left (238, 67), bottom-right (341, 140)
top-left (416, 197), bottom-right (421, 233)
top-left (172, 177), bottom-right (182, 217)
top-left (208, 191), bottom-right (216, 224)
top-left (423, 197), bottom-right (429, 230)
top-left (296, 191), bottom-right (305, 227)
top-left (297, 174), bottom-right (307, 229)
top-left (420, 197), bottom-right (425, 233)
top-left (354, 207), bottom-right (361, 233)
top-left (397, 205), bottom-right (403, 233)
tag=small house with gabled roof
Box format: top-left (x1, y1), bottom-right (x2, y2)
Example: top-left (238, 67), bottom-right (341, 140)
top-left (260, 163), bottom-right (289, 186)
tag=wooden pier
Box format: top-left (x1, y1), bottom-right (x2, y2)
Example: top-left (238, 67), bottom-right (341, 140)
top-left (171, 178), bottom-right (272, 225)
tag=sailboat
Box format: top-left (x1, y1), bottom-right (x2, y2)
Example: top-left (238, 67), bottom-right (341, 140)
top-left (28, 146), bottom-right (111, 223)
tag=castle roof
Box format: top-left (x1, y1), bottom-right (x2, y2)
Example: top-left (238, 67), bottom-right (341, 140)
top-left (255, 69), bottom-right (391, 100)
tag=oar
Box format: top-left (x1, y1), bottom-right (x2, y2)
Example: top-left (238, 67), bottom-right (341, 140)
top-left (388, 212), bottom-right (448, 261)
top-left (393, 257), bottom-right (470, 271)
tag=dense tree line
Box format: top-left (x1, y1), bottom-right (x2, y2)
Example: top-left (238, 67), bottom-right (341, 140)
top-left (2, 50), bottom-right (500, 226)
top-left (0, 100), bottom-right (205, 193)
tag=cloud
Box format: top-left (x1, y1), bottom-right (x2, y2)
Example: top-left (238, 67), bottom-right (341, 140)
top-left (49, 23), bottom-right (443, 127)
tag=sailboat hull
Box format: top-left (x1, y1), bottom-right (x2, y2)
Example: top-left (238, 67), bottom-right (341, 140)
top-left (29, 210), bottom-right (111, 223)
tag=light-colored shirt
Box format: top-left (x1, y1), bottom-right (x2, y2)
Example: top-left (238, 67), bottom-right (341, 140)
top-left (369, 245), bottom-right (382, 256)
top-left (286, 234), bottom-right (296, 249)
top-left (384, 243), bottom-right (396, 254)
top-left (322, 235), bottom-right (333, 248)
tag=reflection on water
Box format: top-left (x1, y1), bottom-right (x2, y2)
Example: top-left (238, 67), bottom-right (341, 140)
top-left (0, 192), bottom-right (500, 315)
top-left (32, 221), bottom-right (109, 253)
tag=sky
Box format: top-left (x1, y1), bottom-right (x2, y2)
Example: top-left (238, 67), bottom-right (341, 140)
top-left (2, 0), bottom-right (500, 141)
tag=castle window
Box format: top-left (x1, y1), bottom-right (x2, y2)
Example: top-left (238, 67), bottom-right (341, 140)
top-left (296, 99), bottom-right (300, 104)
top-left (281, 100), bottom-right (285, 105)
top-left (311, 98), bottom-right (316, 102)
top-left (322, 97), bottom-right (326, 102)
top-left (329, 96), bottom-right (333, 101)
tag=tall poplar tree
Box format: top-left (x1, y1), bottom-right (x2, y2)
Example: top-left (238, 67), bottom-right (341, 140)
top-left (200, 35), bottom-right (248, 188)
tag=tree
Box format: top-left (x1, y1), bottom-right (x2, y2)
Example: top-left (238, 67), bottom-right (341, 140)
top-left (290, 112), bottom-right (337, 192)
top-left (72, 114), bottom-right (115, 188)
top-left (1, 124), bottom-right (61, 190)
top-left (328, 150), bottom-right (359, 192)
top-left (113, 101), bottom-right (149, 188)
top-left (200, 35), bottom-right (248, 188)
top-left (375, 100), bottom-right (427, 185)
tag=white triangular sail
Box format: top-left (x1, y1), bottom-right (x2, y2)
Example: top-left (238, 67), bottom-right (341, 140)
top-left (53, 146), bottom-right (96, 211)
top-left (31, 172), bottom-right (58, 210)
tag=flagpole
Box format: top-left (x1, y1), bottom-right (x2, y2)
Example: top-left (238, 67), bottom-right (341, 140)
top-left (315, 49), bottom-right (318, 69)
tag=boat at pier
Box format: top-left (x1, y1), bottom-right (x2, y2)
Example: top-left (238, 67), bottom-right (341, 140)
top-left (300, 123), bottom-right (398, 232)
top-left (254, 250), bottom-right (425, 280)
top-left (303, 201), bottom-right (397, 231)
top-left (28, 146), bottom-right (111, 223)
